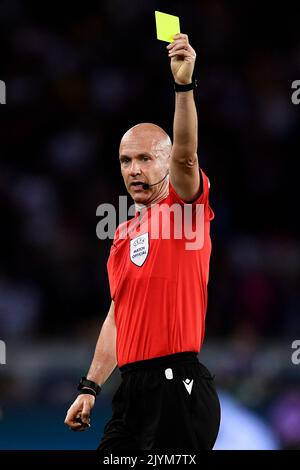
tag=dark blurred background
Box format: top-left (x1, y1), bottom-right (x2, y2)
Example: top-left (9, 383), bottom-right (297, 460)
top-left (0, 0), bottom-right (300, 449)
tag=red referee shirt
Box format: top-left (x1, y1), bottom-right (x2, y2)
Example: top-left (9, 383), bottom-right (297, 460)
top-left (107, 169), bottom-right (214, 367)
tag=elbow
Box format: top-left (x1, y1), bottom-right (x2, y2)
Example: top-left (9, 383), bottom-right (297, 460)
top-left (171, 151), bottom-right (198, 168)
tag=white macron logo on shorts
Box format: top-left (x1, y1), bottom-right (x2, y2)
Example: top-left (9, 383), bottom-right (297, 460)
top-left (130, 233), bottom-right (149, 266)
top-left (183, 379), bottom-right (194, 395)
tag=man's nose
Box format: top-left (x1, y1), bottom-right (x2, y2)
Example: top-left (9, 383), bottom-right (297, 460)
top-left (129, 161), bottom-right (141, 175)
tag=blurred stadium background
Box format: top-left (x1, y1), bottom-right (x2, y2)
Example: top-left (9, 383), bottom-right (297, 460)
top-left (0, 0), bottom-right (299, 450)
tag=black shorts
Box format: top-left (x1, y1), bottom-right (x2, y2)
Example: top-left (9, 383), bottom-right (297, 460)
top-left (98, 352), bottom-right (221, 452)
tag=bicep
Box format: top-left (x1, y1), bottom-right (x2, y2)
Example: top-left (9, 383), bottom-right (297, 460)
top-left (169, 153), bottom-right (201, 202)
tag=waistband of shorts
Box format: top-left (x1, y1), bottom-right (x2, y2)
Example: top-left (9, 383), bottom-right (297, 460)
top-left (119, 352), bottom-right (198, 374)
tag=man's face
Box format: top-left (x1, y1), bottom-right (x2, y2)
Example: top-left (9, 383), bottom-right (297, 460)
top-left (119, 126), bottom-right (170, 205)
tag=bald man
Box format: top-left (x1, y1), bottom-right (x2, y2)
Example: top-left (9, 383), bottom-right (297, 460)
top-left (65, 33), bottom-right (220, 451)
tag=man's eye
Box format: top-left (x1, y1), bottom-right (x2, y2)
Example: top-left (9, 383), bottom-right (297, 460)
top-left (142, 156), bottom-right (149, 161)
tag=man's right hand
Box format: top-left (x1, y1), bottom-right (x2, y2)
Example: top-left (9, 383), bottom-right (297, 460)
top-left (64, 394), bottom-right (95, 431)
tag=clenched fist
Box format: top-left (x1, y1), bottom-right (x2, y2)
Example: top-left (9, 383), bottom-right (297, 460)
top-left (167, 33), bottom-right (196, 85)
top-left (64, 394), bottom-right (95, 432)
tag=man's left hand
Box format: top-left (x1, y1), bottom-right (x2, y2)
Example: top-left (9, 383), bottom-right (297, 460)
top-left (167, 33), bottom-right (196, 85)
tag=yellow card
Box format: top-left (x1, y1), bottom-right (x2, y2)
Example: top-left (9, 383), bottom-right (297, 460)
top-left (155, 11), bottom-right (180, 43)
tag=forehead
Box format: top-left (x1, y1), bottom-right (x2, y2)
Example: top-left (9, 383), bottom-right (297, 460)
top-left (119, 132), bottom-right (162, 156)
top-left (119, 125), bottom-right (172, 157)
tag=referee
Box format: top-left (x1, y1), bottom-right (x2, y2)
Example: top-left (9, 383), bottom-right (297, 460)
top-left (65, 33), bottom-right (220, 451)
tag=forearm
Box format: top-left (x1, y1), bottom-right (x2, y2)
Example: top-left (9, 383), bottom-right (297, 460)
top-left (86, 309), bottom-right (117, 386)
top-left (172, 90), bottom-right (198, 160)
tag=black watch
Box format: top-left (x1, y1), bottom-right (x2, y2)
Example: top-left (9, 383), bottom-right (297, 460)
top-left (174, 79), bottom-right (197, 92)
top-left (78, 376), bottom-right (101, 396)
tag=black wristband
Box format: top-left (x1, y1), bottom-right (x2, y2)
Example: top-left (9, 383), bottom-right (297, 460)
top-left (78, 388), bottom-right (97, 398)
top-left (78, 376), bottom-right (101, 396)
top-left (174, 79), bottom-right (197, 92)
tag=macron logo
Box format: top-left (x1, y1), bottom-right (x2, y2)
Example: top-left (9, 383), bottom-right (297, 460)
top-left (182, 378), bottom-right (193, 395)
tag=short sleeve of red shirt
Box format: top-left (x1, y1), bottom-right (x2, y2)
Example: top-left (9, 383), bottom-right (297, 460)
top-left (107, 221), bottom-right (127, 301)
top-left (168, 168), bottom-right (214, 221)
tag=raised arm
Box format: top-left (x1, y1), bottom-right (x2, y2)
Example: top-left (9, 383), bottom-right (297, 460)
top-left (167, 33), bottom-right (200, 202)
top-left (64, 301), bottom-right (117, 431)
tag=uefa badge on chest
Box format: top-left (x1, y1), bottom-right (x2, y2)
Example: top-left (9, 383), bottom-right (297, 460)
top-left (130, 233), bottom-right (149, 267)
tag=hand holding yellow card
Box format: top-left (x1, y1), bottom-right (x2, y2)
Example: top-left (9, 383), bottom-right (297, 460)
top-left (155, 11), bottom-right (180, 43)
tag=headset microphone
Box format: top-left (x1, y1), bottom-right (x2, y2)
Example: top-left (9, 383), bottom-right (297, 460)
top-left (142, 172), bottom-right (169, 190)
